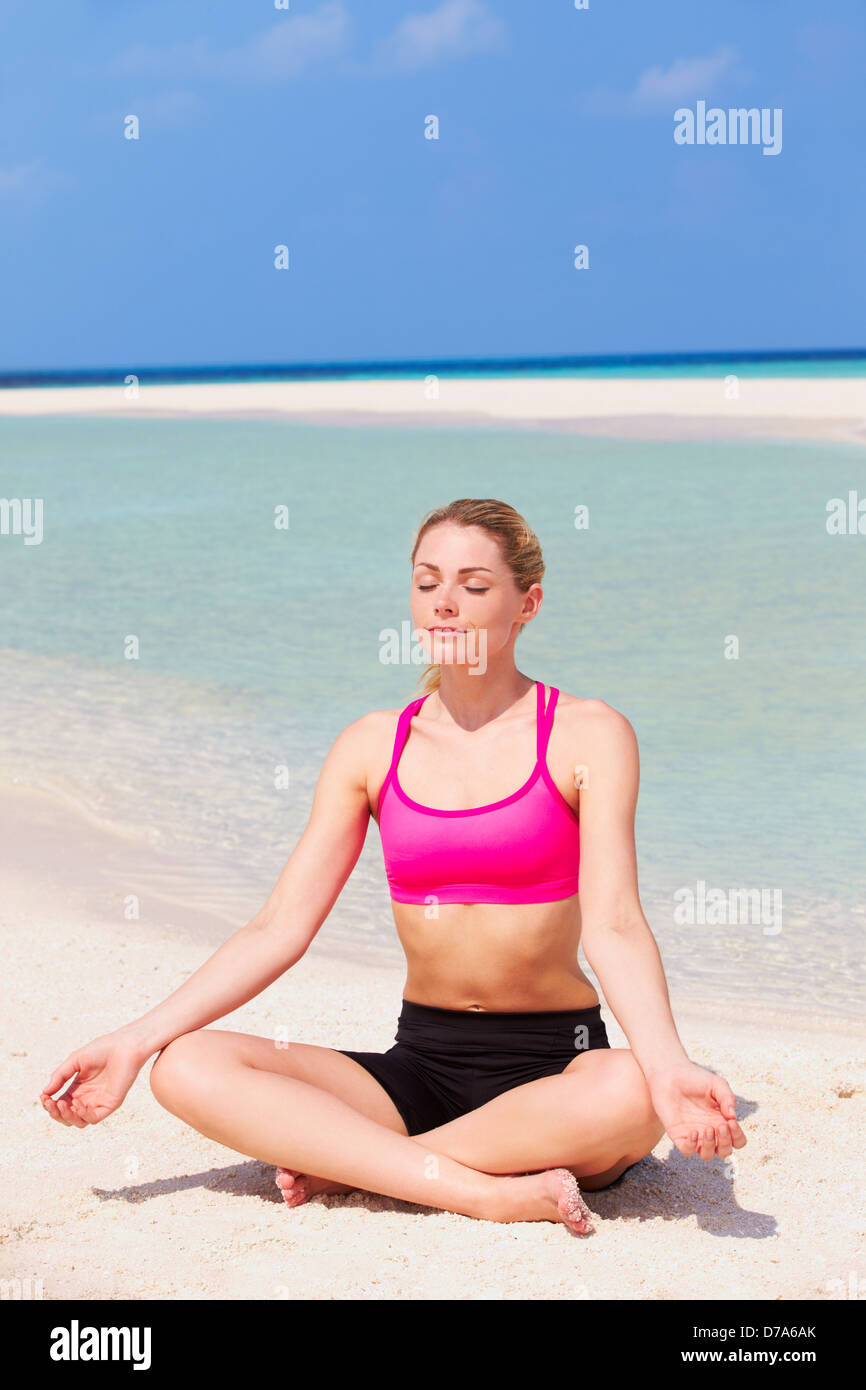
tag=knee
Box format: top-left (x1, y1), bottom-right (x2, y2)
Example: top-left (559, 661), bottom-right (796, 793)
top-left (593, 1049), bottom-right (664, 1141)
top-left (149, 1030), bottom-right (214, 1106)
top-left (614, 1053), bottom-right (666, 1152)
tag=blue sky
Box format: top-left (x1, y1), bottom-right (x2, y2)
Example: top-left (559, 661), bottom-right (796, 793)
top-left (1, 0), bottom-right (864, 371)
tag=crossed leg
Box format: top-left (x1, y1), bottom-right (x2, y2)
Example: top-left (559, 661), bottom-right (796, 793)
top-left (149, 1030), bottom-right (663, 1229)
top-left (279, 1045), bottom-right (664, 1202)
top-left (413, 1048), bottom-right (665, 1190)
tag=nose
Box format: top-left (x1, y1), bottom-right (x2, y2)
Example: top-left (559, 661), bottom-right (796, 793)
top-left (434, 592), bottom-right (458, 616)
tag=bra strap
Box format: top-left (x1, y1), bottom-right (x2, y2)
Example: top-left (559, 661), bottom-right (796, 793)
top-left (377, 694), bottom-right (429, 818)
top-left (537, 684), bottom-right (559, 764)
top-left (388, 694), bottom-right (429, 777)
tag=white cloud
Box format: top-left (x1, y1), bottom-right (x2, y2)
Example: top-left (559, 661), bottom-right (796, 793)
top-left (111, 2), bottom-right (351, 83)
top-left (0, 161), bottom-right (73, 203)
top-left (110, 0), bottom-right (504, 86)
top-left (582, 45), bottom-right (745, 117)
top-left (374, 0), bottom-right (507, 73)
top-left (630, 46), bottom-right (740, 106)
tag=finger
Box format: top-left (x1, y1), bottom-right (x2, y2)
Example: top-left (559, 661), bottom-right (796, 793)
top-left (42, 1095), bottom-right (72, 1126)
top-left (55, 1096), bottom-right (87, 1128)
top-left (49, 1075), bottom-right (81, 1109)
top-left (41, 1057), bottom-right (80, 1099)
top-left (726, 1118), bottom-right (747, 1147)
top-left (710, 1078), bottom-right (739, 1122)
top-left (65, 1092), bottom-right (90, 1122)
top-left (699, 1125), bottom-right (716, 1160)
top-left (677, 1128), bottom-right (700, 1157)
top-left (70, 1097), bottom-right (103, 1124)
top-left (55, 1095), bottom-right (85, 1128)
top-left (714, 1123), bottom-right (733, 1158)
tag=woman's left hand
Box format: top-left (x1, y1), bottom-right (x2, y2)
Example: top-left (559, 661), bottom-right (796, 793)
top-left (648, 1061), bottom-right (747, 1160)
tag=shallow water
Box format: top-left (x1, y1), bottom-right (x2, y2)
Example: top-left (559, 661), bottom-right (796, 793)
top-left (1, 414), bottom-right (863, 1019)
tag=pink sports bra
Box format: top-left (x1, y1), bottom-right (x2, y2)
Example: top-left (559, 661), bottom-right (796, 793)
top-left (376, 681), bottom-right (580, 905)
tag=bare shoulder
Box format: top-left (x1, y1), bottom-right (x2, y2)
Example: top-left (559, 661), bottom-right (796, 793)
top-left (328, 707), bottom-right (401, 761)
top-left (555, 690), bottom-right (635, 730)
top-left (352, 704), bottom-right (404, 742)
top-left (553, 691), bottom-right (639, 757)
top-left (310, 708), bottom-right (402, 813)
top-left (329, 705), bottom-right (407, 816)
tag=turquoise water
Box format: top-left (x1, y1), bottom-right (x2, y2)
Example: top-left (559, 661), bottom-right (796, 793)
top-left (1, 413), bottom-right (864, 1018)
top-left (3, 351), bottom-right (866, 385)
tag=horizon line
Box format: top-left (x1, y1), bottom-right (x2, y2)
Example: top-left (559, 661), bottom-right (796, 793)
top-left (1, 346), bottom-right (865, 388)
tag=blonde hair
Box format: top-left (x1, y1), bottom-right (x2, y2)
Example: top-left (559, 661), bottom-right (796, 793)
top-left (409, 498), bottom-right (545, 694)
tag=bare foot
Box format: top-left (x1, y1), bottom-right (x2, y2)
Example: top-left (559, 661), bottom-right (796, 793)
top-left (275, 1164), bottom-right (595, 1234)
top-left (494, 1167), bottom-right (595, 1235)
top-left (275, 1166), bottom-right (357, 1207)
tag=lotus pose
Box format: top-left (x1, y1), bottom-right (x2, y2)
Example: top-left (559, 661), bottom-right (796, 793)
top-left (41, 497), bottom-right (746, 1236)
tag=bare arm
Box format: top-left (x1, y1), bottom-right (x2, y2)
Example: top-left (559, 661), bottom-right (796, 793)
top-left (40, 714), bottom-right (377, 1123)
top-left (575, 703), bottom-right (746, 1159)
top-left (575, 702), bottom-right (690, 1080)
top-left (121, 716), bottom-right (375, 1061)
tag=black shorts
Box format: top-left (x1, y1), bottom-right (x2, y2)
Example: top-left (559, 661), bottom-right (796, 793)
top-left (337, 998), bottom-right (611, 1136)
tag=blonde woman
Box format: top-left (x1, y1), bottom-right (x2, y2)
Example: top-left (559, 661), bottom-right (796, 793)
top-left (41, 498), bottom-right (746, 1236)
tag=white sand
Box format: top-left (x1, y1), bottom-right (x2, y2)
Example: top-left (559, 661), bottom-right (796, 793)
top-left (0, 374), bottom-right (864, 445)
top-left (1, 783), bottom-right (863, 1301)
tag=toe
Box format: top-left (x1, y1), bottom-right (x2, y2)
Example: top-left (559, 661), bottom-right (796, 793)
top-left (554, 1169), bottom-right (595, 1235)
top-left (281, 1182), bottom-right (308, 1208)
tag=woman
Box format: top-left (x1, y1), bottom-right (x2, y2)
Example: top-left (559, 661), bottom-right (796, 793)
top-left (41, 498), bottom-right (746, 1237)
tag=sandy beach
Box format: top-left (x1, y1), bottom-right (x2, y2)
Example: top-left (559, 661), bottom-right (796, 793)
top-left (2, 781), bottom-right (863, 1302)
top-left (0, 373), bottom-right (864, 445)
top-left (4, 0), bottom-right (864, 1307)
top-left (3, 370), bottom-right (864, 1300)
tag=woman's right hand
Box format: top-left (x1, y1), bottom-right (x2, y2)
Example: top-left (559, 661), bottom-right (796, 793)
top-left (40, 1032), bottom-right (148, 1128)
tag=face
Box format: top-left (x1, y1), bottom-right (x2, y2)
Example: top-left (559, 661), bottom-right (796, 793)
top-left (410, 522), bottom-right (542, 670)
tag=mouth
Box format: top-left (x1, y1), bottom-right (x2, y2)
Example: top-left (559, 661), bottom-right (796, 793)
top-left (428, 626), bottom-right (465, 634)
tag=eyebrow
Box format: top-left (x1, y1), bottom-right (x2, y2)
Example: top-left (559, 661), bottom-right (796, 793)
top-left (413, 563), bottom-right (494, 574)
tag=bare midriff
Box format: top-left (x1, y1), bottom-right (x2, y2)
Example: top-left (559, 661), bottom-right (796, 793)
top-left (393, 894), bottom-right (599, 1012)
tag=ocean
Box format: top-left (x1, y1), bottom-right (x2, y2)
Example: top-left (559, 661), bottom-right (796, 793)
top-left (1, 394), bottom-right (864, 1020)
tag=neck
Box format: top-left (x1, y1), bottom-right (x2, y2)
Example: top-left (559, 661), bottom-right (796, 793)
top-left (431, 660), bottom-right (535, 730)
